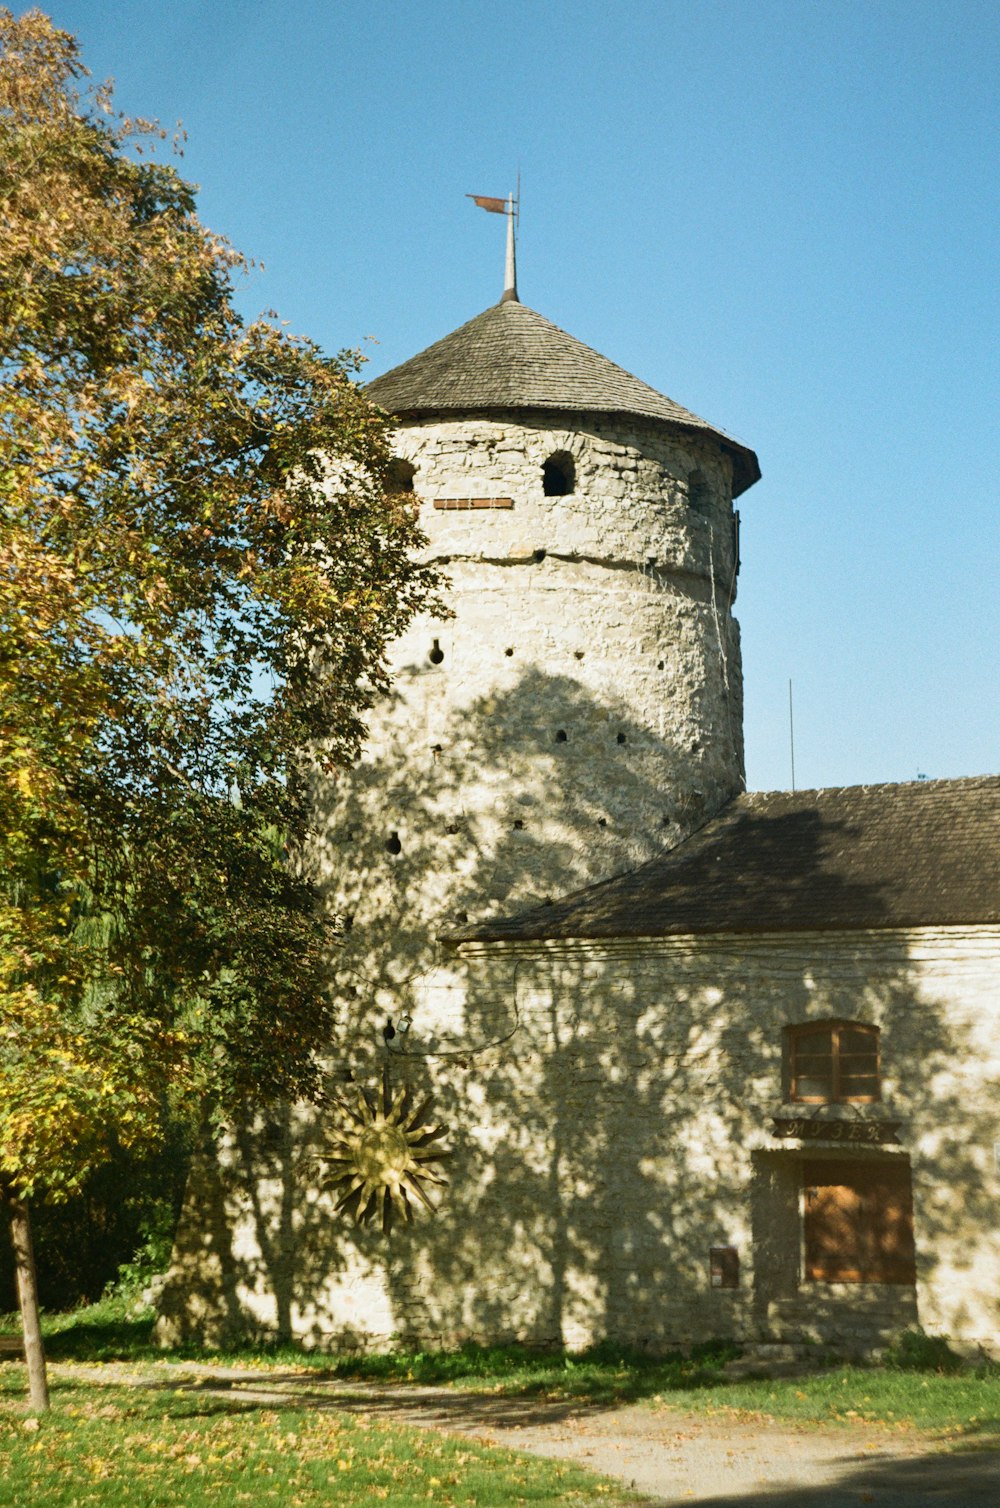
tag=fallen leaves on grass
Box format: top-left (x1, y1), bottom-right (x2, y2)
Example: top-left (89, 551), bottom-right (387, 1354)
top-left (0, 1379), bottom-right (623, 1506)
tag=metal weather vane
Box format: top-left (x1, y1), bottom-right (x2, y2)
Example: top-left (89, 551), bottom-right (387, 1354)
top-left (315, 1068), bottom-right (450, 1235)
top-left (466, 182), bottom-right (519, 302)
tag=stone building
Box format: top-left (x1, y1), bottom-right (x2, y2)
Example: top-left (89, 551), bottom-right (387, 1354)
top-left (451, 777), bottom-right (1000, 1355)
top-left (158, 288), bottom-right (999, 1360)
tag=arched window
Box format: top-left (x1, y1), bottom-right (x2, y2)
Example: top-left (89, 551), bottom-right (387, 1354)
top-left (787, 1021), bottom-right (880, 1104)
top-left (542, 452), bottom-right (574, 496)
top-left (387, 457), bottom-right (416, 493)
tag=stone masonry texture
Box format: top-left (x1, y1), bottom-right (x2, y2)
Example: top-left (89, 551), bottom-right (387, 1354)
top-left (157, 924), bottom-right (1000, 1356)
top-left (155, 339), bottom-right (998, 1363)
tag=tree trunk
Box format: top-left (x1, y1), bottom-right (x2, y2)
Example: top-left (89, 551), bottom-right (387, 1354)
top-left (6, 1194), bottom-right (50, 1413)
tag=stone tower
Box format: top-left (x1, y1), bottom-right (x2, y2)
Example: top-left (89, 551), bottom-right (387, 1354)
top-left (158, 291), bottom-right (761, 1351)
top-left (311, 296), bottom-right (759, 1015)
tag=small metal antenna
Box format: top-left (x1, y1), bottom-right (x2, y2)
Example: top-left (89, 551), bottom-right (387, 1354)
top-left (789, 679), bottom-right (796, 792)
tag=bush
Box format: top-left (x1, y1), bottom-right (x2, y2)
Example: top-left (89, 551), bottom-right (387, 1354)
top-left (0, 1127), bottom-right (190, 1312)
top-left (884, 1327), bottom-right (964, 1373)
top-left (102, 1203), bottom-right (180, 1306)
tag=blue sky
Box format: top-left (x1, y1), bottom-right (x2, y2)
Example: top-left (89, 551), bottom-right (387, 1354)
top-left (49, 0), bottom-right (998, 791)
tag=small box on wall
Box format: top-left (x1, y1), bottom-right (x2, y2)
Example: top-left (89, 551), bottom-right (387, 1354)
top-left (710, 1246), bottom-right (739, 1289)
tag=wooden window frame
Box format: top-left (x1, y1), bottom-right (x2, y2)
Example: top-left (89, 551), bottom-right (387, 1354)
top-left (787, 1020), bottom-right (880, 1105)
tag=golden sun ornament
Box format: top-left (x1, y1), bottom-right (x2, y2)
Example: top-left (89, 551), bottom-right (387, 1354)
top-left (318, 1069), bottom-right (450, 1234)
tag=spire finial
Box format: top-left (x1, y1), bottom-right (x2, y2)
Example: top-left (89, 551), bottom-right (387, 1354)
top-left (502, 191), bottom-right (518, 302)
top-left (466, 185), bottom-right (520, 303)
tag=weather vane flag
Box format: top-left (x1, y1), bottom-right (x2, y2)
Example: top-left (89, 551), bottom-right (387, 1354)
top-left (467, 187), bottom-right (519, 302)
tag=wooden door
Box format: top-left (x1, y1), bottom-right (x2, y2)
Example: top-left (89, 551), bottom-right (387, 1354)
top-left (803, 1159), bottom-right (916, 1284)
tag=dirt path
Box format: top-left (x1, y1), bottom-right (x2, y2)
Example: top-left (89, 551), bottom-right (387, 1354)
top-left (50, 1362), bottom-right (1000, 1506)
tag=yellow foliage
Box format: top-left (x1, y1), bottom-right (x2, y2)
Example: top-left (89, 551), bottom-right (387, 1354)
top-left (0, 8), bottom-right (439, 1200)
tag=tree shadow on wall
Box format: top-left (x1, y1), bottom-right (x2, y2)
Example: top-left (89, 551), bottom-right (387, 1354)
top-left (158, 666), bottom-right (997, 1354)
top-left (160, 665), bottom-right (692, 1345)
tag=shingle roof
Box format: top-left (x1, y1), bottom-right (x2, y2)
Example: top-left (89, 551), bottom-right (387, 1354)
top-left (456, 776), bottom-right (1000, 944)
top-left (366, 299), bottom-right (761, 497)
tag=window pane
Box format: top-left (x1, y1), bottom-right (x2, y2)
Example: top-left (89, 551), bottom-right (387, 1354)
top-left (796, 1075), bottom-right (833, 1099)
top-left (795, 1054), bottom-right (833, 1083)
top-left (798, 1028), bottom-right (833, 1051)
top-left (790, 1023), bottom-right (880, 1103)
top-left (793, 1028), bottom-right (834, 1097)
top-left (840, 1074), bottom-right (879, 1099)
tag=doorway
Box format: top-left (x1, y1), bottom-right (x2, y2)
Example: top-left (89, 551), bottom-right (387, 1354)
top-left (803, 1159), bottom-right (916, 1284)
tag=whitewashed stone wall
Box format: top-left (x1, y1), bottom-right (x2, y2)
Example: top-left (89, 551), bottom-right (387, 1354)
top-left (306, 412), bottom-right (743, 1052)
top-left (158, 924), bottom-right (1000, 1357)
top-left (156, 403), bottom-right (997, 1359)
top-left (314, 410), bottom-right (743, 905)
top-left (158, 406), bottom-right (754, 1350)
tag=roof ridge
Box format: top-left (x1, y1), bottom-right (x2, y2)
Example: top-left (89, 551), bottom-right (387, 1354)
top-left (744, 772), bottom-right (1000, 800)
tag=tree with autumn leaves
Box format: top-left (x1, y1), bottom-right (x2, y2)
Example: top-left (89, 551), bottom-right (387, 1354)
top-left (1, 9), bottom-right (437, 1406)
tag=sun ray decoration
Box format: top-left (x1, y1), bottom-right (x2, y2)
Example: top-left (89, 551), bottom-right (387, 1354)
top-left (315, 1068), bottom-right (450, 1235)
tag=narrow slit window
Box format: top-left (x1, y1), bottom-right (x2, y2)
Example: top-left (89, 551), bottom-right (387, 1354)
top-left (688, 469), bottom-right (709, 512)
top-left (709, 1246), bottom-right (740, 1289)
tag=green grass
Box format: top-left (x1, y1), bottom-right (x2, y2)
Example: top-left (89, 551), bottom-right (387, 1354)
top-left (322, 1341), bottom-right (1000, 1446)
top-left (3, 1300), bottom-right (999, 1451)
top-left (656, 1368), bottom-right (1000, 1445)
top-left (0, 1368), bottom-right (639, 1508)
top-left (0, 1303), bottom-right (739, 1393)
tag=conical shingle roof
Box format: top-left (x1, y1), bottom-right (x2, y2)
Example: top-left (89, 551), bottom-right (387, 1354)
top-left (366, 299), bottom-right (760, 496)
